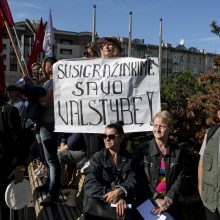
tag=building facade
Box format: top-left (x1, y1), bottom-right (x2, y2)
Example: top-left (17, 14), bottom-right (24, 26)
top-left (2, 21), bottom-right (215, 85)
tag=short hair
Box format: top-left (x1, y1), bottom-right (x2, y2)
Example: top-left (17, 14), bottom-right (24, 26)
top-left (105, 121), bottom-right (125, 135)
top-left (6, 84), bottom-right (21, 92)
top-left (31, 62), bottom-right (41, 70)
top-left (153, 111), bottom-right (173, 129)
top-left (43, 57), bottom-right (57, 65)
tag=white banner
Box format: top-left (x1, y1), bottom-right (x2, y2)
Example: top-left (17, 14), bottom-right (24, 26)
top-left (53, 57), bottom-right (160, 133)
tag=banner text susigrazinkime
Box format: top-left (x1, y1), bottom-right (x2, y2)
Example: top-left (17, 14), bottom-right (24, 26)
top-left (53, 57), bottom-right (160, 133)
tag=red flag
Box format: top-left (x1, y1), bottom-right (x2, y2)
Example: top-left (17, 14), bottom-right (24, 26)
top-left (0, 14), bottom-right (5, 93)
top-left (28, 18), bottom-right (44, 75)
top-left (0, 0), bottom-right (14, 28)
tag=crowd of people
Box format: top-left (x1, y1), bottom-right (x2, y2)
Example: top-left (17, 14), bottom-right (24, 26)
top-left (0, 36), bottom-right (219, 220)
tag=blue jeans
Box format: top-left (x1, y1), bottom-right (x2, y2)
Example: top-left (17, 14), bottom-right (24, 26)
top-left (37, 126), bottom-right (60, 198)
top-left (58, 149), bottom-right (85, 186)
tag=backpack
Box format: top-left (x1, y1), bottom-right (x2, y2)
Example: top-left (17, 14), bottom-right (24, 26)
top-left (206, 124), bottom-right (220, 144)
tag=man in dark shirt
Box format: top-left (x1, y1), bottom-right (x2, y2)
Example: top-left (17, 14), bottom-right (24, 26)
top-left (0, 93), bottom-right (25, 219)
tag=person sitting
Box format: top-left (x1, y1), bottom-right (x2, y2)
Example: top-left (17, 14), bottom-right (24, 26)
top-left (58, 132), bottom-right (86, 188)
top-left (81, 121), bottom-right (136, 220)
top-left (134, 111), bottom-right (184, 220)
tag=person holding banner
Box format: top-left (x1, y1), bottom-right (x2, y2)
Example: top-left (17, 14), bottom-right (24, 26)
top-left (81, 121), bottom-right (137, 220)
top-left (84, 42), bottom-right (100, 58)
top-left (97, 36), bottom-right (122, 58)
top-left (80, 36), bottom-right (122, 174)
top-left (134, 111), bottom-right (184, 220)
top-left (36, 57), bottom-right (61, 206)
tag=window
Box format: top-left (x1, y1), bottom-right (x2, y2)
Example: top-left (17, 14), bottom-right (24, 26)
top-left (10, 54), bottom-right (17, 71)
top-left (60, 39), bottom-right (73, 45)
top-left (174, 55), bottom-right (178, 61)
top-left (60, 49), bottom-right (72, 55)
top-left (180, 65), bottom-right (185, 71)
top-left (180, 55), bottom-right (184, 62)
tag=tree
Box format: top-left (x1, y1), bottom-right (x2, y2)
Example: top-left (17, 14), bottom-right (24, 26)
top-left (210, 20), bottom-right (220, 37)
top-left (185, 72), bottom-right (220, 144)
top-left (161, 71), bottom-right (220, 150)
top-left (213, 54), bottom-right (220, 67)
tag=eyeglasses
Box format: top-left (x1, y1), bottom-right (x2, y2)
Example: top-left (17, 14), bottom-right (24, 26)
top-left (103, 134), bottom-right (119, 140)
top-left (101, 42), bottom-right (114, 48)
top-left (153, 124), bottom-right (167, 129)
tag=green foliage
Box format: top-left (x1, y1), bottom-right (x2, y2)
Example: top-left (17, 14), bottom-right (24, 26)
top-left (161, 71), bottom-right (220, 150)
top-left (210, 20), bottom-right (220, 37)
top-left (186, 72), bottom-right (220, 143)
top-left (161, 70), bottom-right (196, 112)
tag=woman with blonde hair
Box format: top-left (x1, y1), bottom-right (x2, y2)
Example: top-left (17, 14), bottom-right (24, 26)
top-left (134, 111), bottom-right (184, 220)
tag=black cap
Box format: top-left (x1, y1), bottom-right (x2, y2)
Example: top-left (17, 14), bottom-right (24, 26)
top-left (6, 85), bottom-right (21, 92)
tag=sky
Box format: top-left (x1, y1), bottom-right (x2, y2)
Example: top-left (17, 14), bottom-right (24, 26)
top-left (9, 0), bottom-right (220, 54)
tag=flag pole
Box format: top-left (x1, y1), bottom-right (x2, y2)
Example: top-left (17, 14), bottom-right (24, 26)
top-left (128, 11), bottom-right (132, 57)
top-left (4, 19), bottom-right (28, 77)
top-left (92, 5), bottom-right (96, 43)
top-left (13, 26), bottom-right (29, 77)
top-left (158, 18), bottom-right (163, 86)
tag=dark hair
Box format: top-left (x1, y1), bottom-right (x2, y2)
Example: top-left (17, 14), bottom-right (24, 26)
top-left (0, 92), bottom-right (9, 102)
top-left (84, 42), bottom-right (100, 58)
top-left (97, 37), bottom-right (122, 52)
top-left (31, 62), bottom-right (41, 70)
top-left (105, 121), bottom-right (124, 135)
top-left (43, 56), bottom-right (57, 65)
top-left (6, 84), bottom-right (21, 92)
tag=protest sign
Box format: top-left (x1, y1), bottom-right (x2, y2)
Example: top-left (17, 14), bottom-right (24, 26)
top-left (53, 57), bottom-right (160, 133)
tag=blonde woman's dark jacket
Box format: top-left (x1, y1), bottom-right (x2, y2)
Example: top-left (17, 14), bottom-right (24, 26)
top-left (134, 138), bottom-right (184, 205)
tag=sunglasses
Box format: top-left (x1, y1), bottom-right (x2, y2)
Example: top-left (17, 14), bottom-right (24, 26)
top-left (103, 134), bottom-right (119, 140)
top-left (101, 42), bottom-right (114, 48)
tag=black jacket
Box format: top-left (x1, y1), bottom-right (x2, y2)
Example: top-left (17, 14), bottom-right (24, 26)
top-left (134, 138), bottom-right (184, 205)
top-left (84, 148), bottom-right (136, 202)
top-left (0, 101), bottom-right (24, 178)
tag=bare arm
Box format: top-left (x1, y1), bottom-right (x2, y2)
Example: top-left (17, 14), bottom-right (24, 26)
top-left (198, 157), bottom-right (203, 197)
